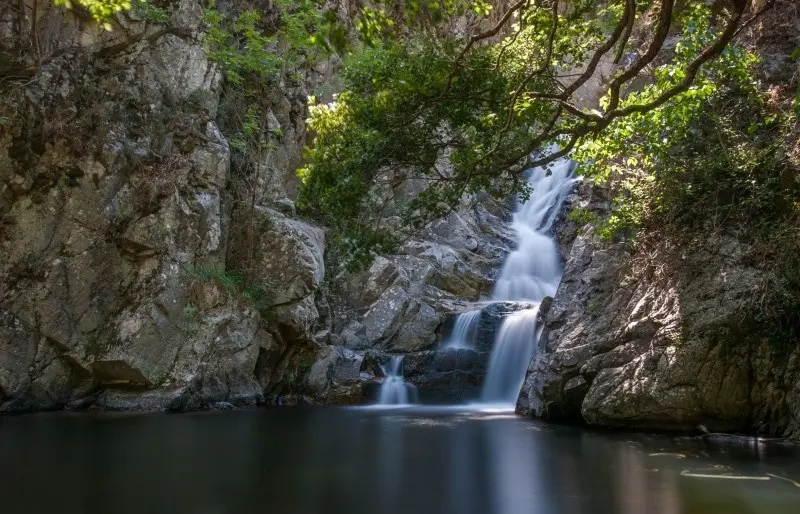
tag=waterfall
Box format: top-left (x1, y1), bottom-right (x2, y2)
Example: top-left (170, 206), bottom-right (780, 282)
top-left (442, 310), bottom-right (482, 350)
top-left (480, 156), bottom-right (577, 405)
top-left (491, 158), bottom-right (576, 302)
top-left (377, 356), bottom-right (419, 406)
top-left (481, 308), bottom-right (542, 402)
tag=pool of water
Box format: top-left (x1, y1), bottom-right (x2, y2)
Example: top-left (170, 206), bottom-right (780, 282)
top-left (0, 407), bottom-right (797, 514)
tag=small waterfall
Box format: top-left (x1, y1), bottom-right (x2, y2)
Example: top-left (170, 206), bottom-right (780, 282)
top-left (480, 156), bottom-right (577, 405)
top-left (442, 310), bottom-right (481, 350)
top-left (481, 307), bottom-right (541, 402)
top-left (491, 158), bottom-right (576, 302)
top-left (377, 356), bottom-right (418, 406)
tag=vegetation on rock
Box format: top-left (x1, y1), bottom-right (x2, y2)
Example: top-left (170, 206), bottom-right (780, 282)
top-left (584, 67), bottom-right (800, 348)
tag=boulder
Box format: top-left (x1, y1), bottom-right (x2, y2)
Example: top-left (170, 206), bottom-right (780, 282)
top-left (517, 224), bottom-right (800, 440)
top-left (305, 346), bottom-right (364, 403)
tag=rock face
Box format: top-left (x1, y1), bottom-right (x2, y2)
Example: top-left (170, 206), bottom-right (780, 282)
top-left (320, 193), bottom-right (516, 401)
top-left (330, 195), bottom-right (513, 351)
top-left (0, 0), bottom-right (333, 411)
top-left (0, 0), bottom-right (514, 412)
top-left (517, 186), bottom-right (800, 440)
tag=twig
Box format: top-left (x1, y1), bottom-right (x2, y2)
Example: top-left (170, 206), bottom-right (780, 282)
top-left (766, 473), bottom-right (800, 488)
top-left (680, 470), bottom-right (771, 480)
top-left (439, 0), bottom-right (528, 98)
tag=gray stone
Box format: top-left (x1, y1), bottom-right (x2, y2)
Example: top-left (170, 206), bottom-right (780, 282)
top-left (305, 346), bottom-right (364, 403)
top-left (0, 0), bottom-right (331, 412)
top-left (517, 184), bottom-right (800, 440)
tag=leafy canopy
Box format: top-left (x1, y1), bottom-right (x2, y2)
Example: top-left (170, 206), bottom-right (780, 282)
top-left (297, 0), bottom-right (763, 270)
top-left (54, 0), bottom-right (131, 23)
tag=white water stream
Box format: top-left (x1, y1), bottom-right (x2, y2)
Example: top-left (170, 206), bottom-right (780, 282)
top-left (442, 310), bottom-right (482, 350)
top-left (375, 154), bottom-right (576, 409)
top-left (479, 156), bottom-right (577, 405)
top-left (377, 355), bottom-right (419, 406)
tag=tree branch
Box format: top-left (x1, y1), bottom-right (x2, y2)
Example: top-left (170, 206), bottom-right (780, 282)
top-left (606, 0), bottom-right (675, 111)
top-left (613, 0), bottom-right (636, 64)
top-left (560, 0), bottom-right (633, 98)
top-left (602, 0), bottom-right (747, 123)
top-left (439, 0), bottom-right (528, 97)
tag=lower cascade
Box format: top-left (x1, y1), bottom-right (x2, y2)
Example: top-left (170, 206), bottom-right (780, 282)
top-left (377, 356), bottom-right (418, 406)
top-left (478, 156), bottom-right (577, 405)
top-left (442, 310), bottom-right (481, 350)
top-left (481, 307), bottom-right (542, 403)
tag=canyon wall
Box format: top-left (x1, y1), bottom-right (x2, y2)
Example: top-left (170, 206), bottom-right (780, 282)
top-left (0, 0), bottom-right (508, 411)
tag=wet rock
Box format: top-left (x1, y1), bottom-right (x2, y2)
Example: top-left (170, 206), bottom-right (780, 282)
top-left (305, 346), bottom-right (364, 403)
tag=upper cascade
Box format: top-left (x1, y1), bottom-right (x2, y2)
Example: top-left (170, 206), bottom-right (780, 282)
top-left (491, 158), bottom-right (578, 302)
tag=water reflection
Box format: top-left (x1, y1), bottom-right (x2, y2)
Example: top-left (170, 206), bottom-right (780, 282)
top-left (486, 415), bottom-right (549, 514)
top-left (0, 409), bottom-right (797, 514)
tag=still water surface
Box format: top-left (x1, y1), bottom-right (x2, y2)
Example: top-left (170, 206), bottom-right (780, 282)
top-left (0, 407), bottom-right (798, 514)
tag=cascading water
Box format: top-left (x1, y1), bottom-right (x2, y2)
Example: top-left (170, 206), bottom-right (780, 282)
top-left (480, 307), bottom-right (542, 402)
top-left (491, 158), bottom-right (576, 302)
top-left (480, 156), bottom-right (577, 405)
top-left (377, 356), bottom-right (419, 406)
top-left (442, 310), bottom-right (482, 350)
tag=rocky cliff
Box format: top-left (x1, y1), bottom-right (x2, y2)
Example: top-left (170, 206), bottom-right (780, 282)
top-left (0, 0), bottom-right (337, 411)
top-left (518, 210), bottom-right (800, 439)
top-left (518, 138), bottom-right (800, 442)
top-left (517, 3), bottom-right (800, 440)
top-left (0, 0), bottom-right (512, 411)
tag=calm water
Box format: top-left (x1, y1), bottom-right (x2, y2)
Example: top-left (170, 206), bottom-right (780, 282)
top-left (0, 407), bottom-right (798, 514)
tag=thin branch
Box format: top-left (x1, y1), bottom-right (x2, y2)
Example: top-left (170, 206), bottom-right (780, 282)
top-left (607, 0), bottom-right (675, 111)
top-left (560, 0), bottom-right (634, 98)
top-left (525, 132), bottom-right (579, 168)
top-left (492, 0), bottom-right (533, 71)
top-left (502, 0), bottom-right (560, 132)
top-left (613, 0), bottom-right (636, 64)
top-left (733, 0), bottom-right (776, 38)
top-left (439, 0), bottom-right (528, 97)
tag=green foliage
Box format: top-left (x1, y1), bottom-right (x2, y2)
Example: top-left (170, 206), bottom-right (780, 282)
top-left (567, 207), bottom-right (597, 227)
top-left (356, 8), bottom-right (396, 46)
top-left (131, 0), bottom-right (169, 23)
top-left (203, 0), bottom-right (344, 86)
top-left (576, 4), bottom-right (759, 183)
top-left (353, 0), bottom-right (497, 45)
top-left (587, 299), bottom-right (603, 317)
top-left (297, 35), bottom-right (551, 269)
top-left (298, 1), bottom-right (753, 270)
top-left (204, 0), bottom-right (343, 180)
top-left (183, 303), bottom-right (199, 317)
top-left (203, 8), bottom-right (282, 86)
top-left (574, 28), bottom-right (799, 348)
top-left (203, 0), bottom-right (344, 276)
top-left (188, 266), bottom-right (274, 318)
top-left (54, 0), bottom-right (131, 23)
